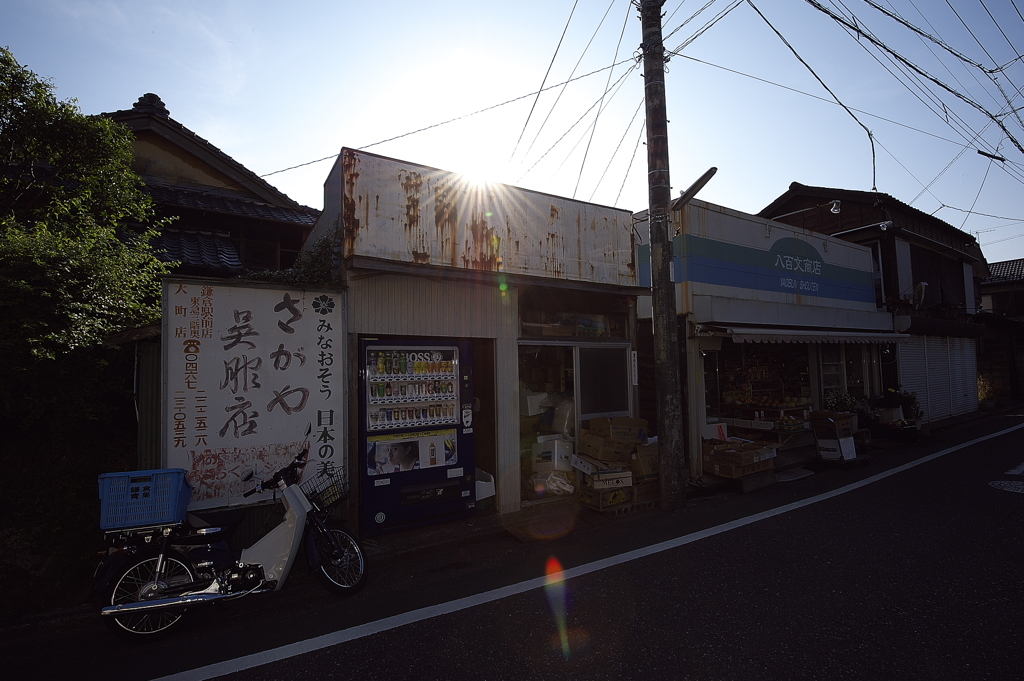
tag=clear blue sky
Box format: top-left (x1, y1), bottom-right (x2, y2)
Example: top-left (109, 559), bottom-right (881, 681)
top-left (3, 1), bottom-right (1023, 261)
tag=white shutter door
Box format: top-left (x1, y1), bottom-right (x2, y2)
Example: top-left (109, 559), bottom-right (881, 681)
top-left (926, 336), bottom-right (953, 421)
top-left (899, 337), bottom-right (928, 421)
top-left (950, 338), bottom-right (978, 415)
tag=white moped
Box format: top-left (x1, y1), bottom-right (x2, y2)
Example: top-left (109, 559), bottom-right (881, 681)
top-left (97, 432), bottom-right (365, 640)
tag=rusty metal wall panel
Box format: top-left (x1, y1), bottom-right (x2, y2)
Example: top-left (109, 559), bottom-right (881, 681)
top-left (335, 149), bottom-right (637, 287)
top-left (347, 276), bottom-right (523, 514)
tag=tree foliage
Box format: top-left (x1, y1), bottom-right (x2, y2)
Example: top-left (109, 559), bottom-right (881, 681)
top-left (0, 49), bottom-right (175, 618)
top-left (0, 47), bottom-right (172, 366)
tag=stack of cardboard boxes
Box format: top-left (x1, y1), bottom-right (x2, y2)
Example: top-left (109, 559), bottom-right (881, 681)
top-left (572, 417), bottom-right (660, 511)
top-left (700, 438), bottom-right (777, 491)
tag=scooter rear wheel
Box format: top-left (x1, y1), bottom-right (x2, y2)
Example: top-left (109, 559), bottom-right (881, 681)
top-left (104, 551), bottom-right (195, 640)
top-left (312, 527), bottom-right (366, 594)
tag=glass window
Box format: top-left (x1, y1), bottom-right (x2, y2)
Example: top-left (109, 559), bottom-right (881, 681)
top-left (578, 346), bottom-right (630, 418)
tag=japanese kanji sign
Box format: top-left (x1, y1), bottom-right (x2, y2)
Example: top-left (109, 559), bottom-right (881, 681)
top-left (163, 279), bottom-right (341, 510)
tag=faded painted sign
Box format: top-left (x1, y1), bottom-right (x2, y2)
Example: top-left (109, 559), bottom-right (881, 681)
top-left (326, 148), bottom-right (637, 287)
top-left (162, 279), bottom-right (341, 510)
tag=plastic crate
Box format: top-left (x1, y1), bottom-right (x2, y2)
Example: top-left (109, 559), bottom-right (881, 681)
top-left (98, 469), bottom-right (192, 530)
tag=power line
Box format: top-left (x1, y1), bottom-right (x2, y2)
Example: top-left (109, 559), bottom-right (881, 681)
top-left (510, 0), bottom-right (580, 162)
top-left (516, 64), bottom-right (636, 183)
top-left (804, 0), bottom-right (1024, 155)
top-left (748, 0), bottom-right (879, 189)
top-left (828, 2), bottom-right (1024, 188)
top-left (520, 0), bottom-right (618, 162)
top-left (610, 118), bottom-right (643, 205)
top-left (574, 0), bottom-right (632, 198)
top-left (589, 97), bottom-right (646, 202)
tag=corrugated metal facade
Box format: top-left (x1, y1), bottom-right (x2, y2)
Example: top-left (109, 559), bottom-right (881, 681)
top-left (317, 149), bottom-right (641, 517)
top-left (346, 274), bottom-right (522, 514)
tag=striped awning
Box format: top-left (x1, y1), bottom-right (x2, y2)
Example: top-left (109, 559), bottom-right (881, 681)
top-left (701, 325), bottom-right (909, 344)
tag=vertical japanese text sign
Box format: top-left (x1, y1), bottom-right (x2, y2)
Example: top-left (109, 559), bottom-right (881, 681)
top-left (163, 280), bottom-right (341, 509)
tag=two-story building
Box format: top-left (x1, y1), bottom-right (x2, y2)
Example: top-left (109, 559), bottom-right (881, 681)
top-left (636, 197), bottom-right (907, 480)
top-left (761, 183), bottom-right (988, 425)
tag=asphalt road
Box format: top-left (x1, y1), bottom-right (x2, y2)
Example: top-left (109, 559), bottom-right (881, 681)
top-left (6, 414), bottom-right (1024, 681)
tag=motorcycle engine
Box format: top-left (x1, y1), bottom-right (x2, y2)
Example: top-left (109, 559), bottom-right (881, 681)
top-left (186, 546), bottom-right (235, 579)
top-left (225, 564), bottom-right (265, 592)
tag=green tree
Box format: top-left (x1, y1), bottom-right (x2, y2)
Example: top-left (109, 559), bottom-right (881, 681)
top-left (0, 46), bottom-right (171, 367)
top-left (0, 48), bottom-right (173, 618)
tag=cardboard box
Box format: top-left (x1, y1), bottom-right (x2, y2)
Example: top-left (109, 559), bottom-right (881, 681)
top-left (570, 452), bottom-right (618, 476)
top-left (520, 390), bottom-right (548, 416)
top-left (702, 443), bottom-right (776, 467)
top-left (701, 422), bottom-right (729, 440)
top-left (629, 442), bottom-right (660, 481)
top-left (809, 411), bottom-right (854, 438)
top-left (579, 485), bottom-right (632, 510)
top-left (704, 457), bottom-right (775, 479)
top-left (816, 437), bottom-right (857, 461)
top-left (578, 432), bottom-right (635, 462)
top-left (583, 469), bottom-right (632, 490)
top-left (632, 480), bottom-right (659, 504)
top-left (588, 417), bottom-right (648, 443)
top-left (531, 440), bottom-right (574, 472)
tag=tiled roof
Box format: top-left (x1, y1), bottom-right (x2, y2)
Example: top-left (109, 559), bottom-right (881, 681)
top-left (984, 258), bottom-right (1024, 284)
top-left (152, 229), bottom-right (243, 270)
top-left (147, 184), bottom-right (320, 226)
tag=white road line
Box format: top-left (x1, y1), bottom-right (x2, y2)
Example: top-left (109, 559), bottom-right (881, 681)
top-left (154, 422), bottom-right (1024, 681)
top-left (1005, 461), bottom-right (1024, 476)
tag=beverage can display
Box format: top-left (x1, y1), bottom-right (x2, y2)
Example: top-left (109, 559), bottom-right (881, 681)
top-left (399, 353), bottom-right (407, 374)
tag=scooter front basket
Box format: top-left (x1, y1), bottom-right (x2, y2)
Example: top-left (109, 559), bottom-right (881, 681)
top-left (300, 468), bottom-right (349, 509)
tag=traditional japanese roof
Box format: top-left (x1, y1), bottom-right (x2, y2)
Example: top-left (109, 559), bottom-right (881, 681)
top-left (151, 228), bottom-right (243, 270)
top-left (984, 258), bottom-right (1024, 284)
top-left (147, 184), bottom-right (319, 226)
top-left (759, 182), bottom-right (971, 239)
top-left (104, 94), bottom-right (316, 212)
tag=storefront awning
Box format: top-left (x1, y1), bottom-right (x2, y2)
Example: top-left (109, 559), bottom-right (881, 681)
top-left (700, 325), bottom-right (909, 344)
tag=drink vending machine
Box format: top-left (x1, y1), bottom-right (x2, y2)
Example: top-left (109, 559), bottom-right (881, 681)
top-left (358, 338), bottom-right (476, 536)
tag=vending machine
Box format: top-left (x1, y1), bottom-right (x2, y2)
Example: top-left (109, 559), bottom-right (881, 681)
top-left (358, 338), bottom-right (476, 536)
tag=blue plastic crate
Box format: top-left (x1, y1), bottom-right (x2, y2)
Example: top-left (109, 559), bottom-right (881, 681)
top-left (98, 469), bottom-right (192, 530)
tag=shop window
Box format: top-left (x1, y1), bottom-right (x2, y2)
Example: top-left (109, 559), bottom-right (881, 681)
top-left (820, 344), bottom-right (875, 397)
top-left (711, 341), bottom-right (813, 430)
top-left (578, 346), bottom-right (630, 419)
top-left (820, 345), bottom-right (844, 393)
top-left (517, 343), bottom-right (632, 504)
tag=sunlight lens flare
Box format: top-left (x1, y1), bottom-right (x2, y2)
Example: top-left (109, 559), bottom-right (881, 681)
top-left (544, 556), bottom-right (570, 659)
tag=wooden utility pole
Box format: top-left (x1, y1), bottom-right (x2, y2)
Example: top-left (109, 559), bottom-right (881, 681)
top-left (640, 0), bottom-right (687, 510)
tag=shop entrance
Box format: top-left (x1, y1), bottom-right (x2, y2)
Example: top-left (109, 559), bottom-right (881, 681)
top-left (517, 342), bottom-right (633, 504)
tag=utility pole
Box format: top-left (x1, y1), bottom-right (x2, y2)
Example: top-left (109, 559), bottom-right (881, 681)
top-left (640, 0), bottom-right (687, 511)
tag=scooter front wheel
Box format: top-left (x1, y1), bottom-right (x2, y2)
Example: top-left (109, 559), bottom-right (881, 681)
top-left (312, 527), bottom-right (366, 595)
top-left (104, 551), bottom-right (195, 640)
